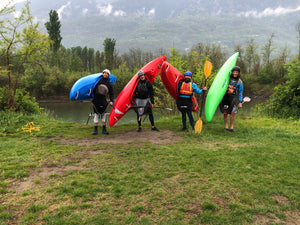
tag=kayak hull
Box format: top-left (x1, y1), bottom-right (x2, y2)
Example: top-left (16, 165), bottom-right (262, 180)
top-left (160, 61), bottom-right (199, 112)
top-left (70, 73), bottom-right (117, 101)
top-left (108, 55), bottom-right (167, 126)
top-left (205, 52), bottom-right (239, 122)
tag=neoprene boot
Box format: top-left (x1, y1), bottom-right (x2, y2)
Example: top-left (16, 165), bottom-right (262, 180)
top-left (92, 126), bottom-right (98, 135)
top-left (102, 126), bottom-right (109, 135)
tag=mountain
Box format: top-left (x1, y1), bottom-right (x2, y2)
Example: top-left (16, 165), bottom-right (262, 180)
top-left (15, 0), bottom-right (300, 55)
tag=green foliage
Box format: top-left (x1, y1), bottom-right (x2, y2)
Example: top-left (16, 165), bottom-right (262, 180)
top-left (0, 1), bottom-right (50, 110)
top-left (111, 62), bottom-right (135, 94)
top-left (45, 10), bottom-right (62, 52)
top-left (103, 38), bottom-right (116, 69)
top-left (0, 87), bottom-right (41, 113)
top-left (259, 61), bottom-right (300, 119)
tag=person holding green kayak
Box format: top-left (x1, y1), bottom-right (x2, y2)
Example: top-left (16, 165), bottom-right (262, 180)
top-left (219, 66), bottom-right (244, 132)
top-left (133, 70), bottom-right (159, 132)
top-left (92, 69), bottom-right (114, 135)
top-left (177, 71), bottom-right (207, 131)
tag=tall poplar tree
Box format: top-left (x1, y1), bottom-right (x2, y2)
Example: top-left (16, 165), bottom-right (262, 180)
top-left (103, 38), bottom-right (116, 69)
top-left (296, 21), bottom-right (300, 61)
top-left (45, 10), bottom-right (62, 52)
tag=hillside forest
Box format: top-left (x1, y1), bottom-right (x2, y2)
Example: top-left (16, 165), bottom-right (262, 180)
top-left (1, 2), bottom-right (299, 119)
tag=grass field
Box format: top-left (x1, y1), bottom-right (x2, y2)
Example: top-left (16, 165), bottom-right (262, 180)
top-left (0, 112), bottom-right (299, 224)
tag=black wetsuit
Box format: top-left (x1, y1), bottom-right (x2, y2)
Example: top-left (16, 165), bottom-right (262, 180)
top-left (134, 79), bottom-right (155, 126)
top-left (92, 78), bottom-right (114, 114)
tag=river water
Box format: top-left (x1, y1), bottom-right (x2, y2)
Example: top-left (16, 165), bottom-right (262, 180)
top-left (38, 97), bottom-right (265, 125)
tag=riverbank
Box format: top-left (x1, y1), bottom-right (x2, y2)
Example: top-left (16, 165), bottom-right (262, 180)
top-left (0, 112), bottom-right (299, 224)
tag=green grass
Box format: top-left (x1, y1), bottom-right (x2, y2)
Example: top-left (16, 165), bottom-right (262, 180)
top-left (0, 112), bottom-right (299, 224)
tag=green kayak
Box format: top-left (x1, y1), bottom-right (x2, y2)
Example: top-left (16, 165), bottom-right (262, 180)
top-left (205, 52), bottom-right (239, 122)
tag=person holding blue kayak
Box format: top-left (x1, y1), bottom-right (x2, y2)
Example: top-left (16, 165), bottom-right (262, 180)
top-left (219, 66), bottom-right (244, 132)
top-left (177, 71), bottom-right (207, 131)
top-left (92, 69), bottom-right (114, 135)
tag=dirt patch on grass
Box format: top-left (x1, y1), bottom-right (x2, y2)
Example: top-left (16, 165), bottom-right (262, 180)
top-left (253, 211), bottom-right (300, 225)
top-left (285, 211), bottom-right (300, 225)
top-left (10, 130), bottom-right (182, 193)
top-left (9, 149), bottom-right (106, 193)
top-left (49, 129), bottom-right (182, 146)
top-left (271, 195), bottom-right (290, 205)
top-left (253, 214), bottom-right (283, 224)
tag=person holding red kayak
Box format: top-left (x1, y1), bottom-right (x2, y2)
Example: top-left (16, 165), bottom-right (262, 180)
top-left (177, 71), bottom-right (207, 131)
top-left (133, 70), bottom-right (159, 132)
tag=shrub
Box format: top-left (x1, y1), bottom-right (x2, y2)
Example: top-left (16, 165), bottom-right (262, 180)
top-left (0, 87), bottom-right (42, 114)
top-left (260, 61), bottom-right (300, 119)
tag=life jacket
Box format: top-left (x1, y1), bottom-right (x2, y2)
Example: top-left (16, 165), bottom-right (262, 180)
top-left (226, 84), bottom-right (236, 95)
top-left (179, 82), bottom-right (193, 96)
top-left (226, 79), bottom-right (241, 95)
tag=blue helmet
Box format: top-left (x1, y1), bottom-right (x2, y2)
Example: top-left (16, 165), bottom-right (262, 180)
top-left (184, 71), bottom-right (192, 77)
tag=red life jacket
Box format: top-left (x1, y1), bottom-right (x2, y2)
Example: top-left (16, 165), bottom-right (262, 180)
top-left (179, 82), bottom-right (193, 96)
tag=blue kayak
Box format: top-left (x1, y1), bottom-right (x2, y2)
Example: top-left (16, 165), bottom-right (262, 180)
top-left (69, 73), bottom-right (117, 101)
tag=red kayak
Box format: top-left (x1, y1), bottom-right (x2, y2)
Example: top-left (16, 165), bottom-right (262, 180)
top-left (109, 55), bottom-right (167, 126)
top-left (160, 61), bottom-right (199, 112)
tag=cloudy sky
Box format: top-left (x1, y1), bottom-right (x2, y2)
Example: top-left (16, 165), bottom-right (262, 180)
top-left (1, 0), bottom-right (300, 19)
top-left (0, 0), bottom-right (26, 10)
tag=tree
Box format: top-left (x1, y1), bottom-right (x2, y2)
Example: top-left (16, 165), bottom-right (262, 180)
top-left (244, 38), bottom-right (260, 74)
top-left (95, 50), bottom-right (102, 72)
top-left (296, 21), bottom-right (300, 61)
top-left (0, 1), bottom-right (50, 109)
top-left (234, 44), bottom-right (246, 73)
top-left (103, 38), bottom-right (116, 69)
top-left (81, 46), bottom-right (88, 71)
top-left (45, 10), bottom-right (62, 52)
top-left (88, 48), bottom-right (95, 72)
top-left (261, 33), bottom-right (275, 65)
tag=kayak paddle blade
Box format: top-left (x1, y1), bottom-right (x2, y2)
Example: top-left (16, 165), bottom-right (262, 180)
top-left (195, 119), bottom-right (203, 134)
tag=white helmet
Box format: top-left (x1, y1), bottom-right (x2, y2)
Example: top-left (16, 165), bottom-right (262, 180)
top-left (103, 69), bottom-right (110, 75)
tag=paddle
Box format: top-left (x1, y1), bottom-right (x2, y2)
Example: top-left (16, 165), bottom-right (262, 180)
top-left (130, 106), bottom-right (173, 111)
top-left (232, 97), bottom-right (251, 114)
top-left (195, 61), bottom-right (212, 133)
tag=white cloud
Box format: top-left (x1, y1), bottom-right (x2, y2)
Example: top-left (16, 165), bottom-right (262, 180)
top-left (113, 10), bottom-right (126, 17)
top-left (57, 1), bottom-right (71, 19)
top-left (148, 8), bottom-right (155, 16)
top-left (97, 3), bottom-right (113, 16)
top-left (238, 5), bottom-right (300, 18)
top-left (136, 8), bottom-right (156, 17)
top-left (82, 8), bottom-right (88, 15)
top-left (12, 10), bottom-right (21, 18)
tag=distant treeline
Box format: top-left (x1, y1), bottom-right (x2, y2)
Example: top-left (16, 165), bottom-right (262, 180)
top-left (0, 2), bottom-right (299, 118)
top-left (1, 38), bottom-right (295, 97)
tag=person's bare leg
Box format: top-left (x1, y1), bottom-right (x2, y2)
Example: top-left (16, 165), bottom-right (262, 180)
top-left (230, 113), bottom-right (236, 130)
top-left (224, 114), bottom-right (229, 129)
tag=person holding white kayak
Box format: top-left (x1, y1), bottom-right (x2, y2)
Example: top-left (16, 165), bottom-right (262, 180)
top-left (92, 69), bottom-right (114, 135)
top-left (177, 71), bottom-right (207, 131)
top-left (219, 66), bottom-right (244, 132)
top-left (133, 70), bottom-right (159, 132)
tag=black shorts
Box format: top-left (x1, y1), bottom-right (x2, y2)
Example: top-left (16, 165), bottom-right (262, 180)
top-left (92, 97), bottom-right (108, 114)
top-left (219, 94), bottom-right (236, 114)
top-left (176, 97), bottom-right (192, 113)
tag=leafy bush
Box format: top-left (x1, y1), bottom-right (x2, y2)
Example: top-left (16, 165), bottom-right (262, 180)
top-left (0, 87), bottom-right (42, 114)
top-left (260, 61), bottom-right (300, 119)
